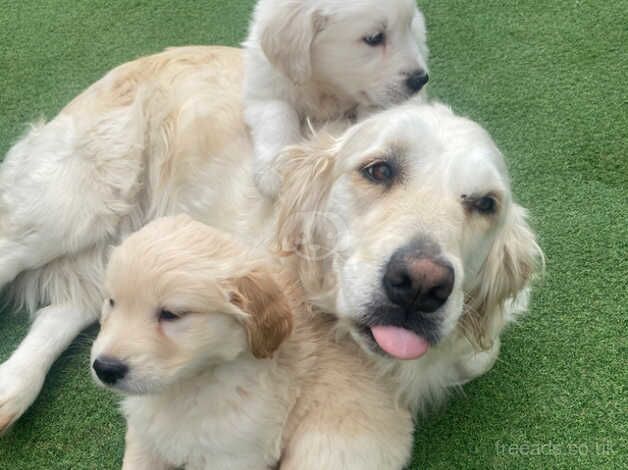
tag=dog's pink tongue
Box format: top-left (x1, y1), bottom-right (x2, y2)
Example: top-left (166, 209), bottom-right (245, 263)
top-left (371, 326), bottom-right (429, 360)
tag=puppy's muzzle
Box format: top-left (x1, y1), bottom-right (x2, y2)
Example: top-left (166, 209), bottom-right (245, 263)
top-left (93, 356), bottom-right (129, 385)
top-left (383, 242), bottom-right (454, 313)
top-left (405, 70), bottom-right (429, 94)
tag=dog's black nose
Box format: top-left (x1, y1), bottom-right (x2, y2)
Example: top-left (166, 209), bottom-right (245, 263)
top-left (93, 357), bottom-right (128, 385)
top-left (383, 251), bottom-right (454, 313)
top-left (405, 70), bottom-right (429, 93)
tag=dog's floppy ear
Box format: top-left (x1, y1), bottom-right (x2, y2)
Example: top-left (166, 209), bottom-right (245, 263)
top-left (274, 131), bottom-right (339, 284)
top-left (258, 2), bottom-right (325, 84)
top-left (228, 267), bottom-right (293, 359)
top-left (411, 8), bottom-right (430, 70)
top-left (463, 203), bottom-right (543, 349)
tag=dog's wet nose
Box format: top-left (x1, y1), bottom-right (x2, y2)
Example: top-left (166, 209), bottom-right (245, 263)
top-left (405, 70), bottom-right (429, 93)
top-left (383, 252), bottom-right (454, 313)
top-left (93, 356), bottom-right (128, 385)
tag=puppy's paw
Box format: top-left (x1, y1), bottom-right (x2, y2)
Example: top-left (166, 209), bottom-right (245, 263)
top-left (0, 360), bottom-right (45, 435)
top-left (253, 164), bottom-right (283, 200)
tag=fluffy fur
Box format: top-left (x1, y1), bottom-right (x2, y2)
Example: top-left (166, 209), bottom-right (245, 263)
top-left (93, 215), bottom-right (414, 470)
top-left (0, 47), bottom-right (542, 468)
top-left (92, 215), bottom-right (297, 469)
top-left (243, 0), bottom-right (429, 197)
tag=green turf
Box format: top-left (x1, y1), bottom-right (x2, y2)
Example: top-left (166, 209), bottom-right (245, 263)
top-left (0, 0), bottom-right (626, 468)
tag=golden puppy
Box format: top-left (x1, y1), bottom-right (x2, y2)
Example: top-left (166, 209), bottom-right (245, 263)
top-left (91, 215), bottom-right (297, 469)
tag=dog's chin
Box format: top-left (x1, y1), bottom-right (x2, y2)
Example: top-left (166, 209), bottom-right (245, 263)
top-left (351, 303), bottom-right (444, 361)
top-left (364, 85), bottom-right (423, 110)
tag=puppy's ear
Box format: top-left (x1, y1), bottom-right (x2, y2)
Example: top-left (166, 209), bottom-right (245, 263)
top-left (412, 9), bottom-right (430, 69)
top-left (258, 2), bottom-right (325, 84)
top-left (463, 203), bottom-right (543, 349)
top-left (228, 267), bottom-right (293, 359)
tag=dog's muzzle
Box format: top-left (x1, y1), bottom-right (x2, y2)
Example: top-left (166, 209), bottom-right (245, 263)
top-left (405, 70), bottom-right (429, 94)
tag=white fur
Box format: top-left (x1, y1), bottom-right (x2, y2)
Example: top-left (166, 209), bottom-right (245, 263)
top-left (243, 0), bottom-right (429, 197)
top-left (120, 362), bottom-right (288, 470)
top-left (0, 48), bottom-right (541, 469)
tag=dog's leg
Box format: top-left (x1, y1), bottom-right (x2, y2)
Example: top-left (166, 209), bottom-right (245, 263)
top-left (451, 338), bottom-right (501, 386)
top-left (0, 103), bottom-right (145, 293)
top-left (0, 304), bottom-right (97, 433)
top-left (246, 100), bottom-right (302, 198)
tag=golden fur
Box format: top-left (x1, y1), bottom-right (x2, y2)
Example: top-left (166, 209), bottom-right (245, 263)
top-left (0, 46), bottom-right (542, 469)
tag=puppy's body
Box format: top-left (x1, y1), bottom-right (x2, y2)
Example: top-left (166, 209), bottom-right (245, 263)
top-left (244, 0), bottom-right (429, 196)
top-left (122, 360), bottom-right (292, 470)
top-left (92, 216), bottom-right (298, 469)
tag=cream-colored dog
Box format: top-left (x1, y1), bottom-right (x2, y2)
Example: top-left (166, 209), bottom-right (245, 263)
top-left (91, 215), bottom-right (296, 469)
top-left (244, 0), bottom-right (429, 197)
top-left (0, 47), bottom-right (542, 468)
top-left (92, 215), bottom-right (413, 470)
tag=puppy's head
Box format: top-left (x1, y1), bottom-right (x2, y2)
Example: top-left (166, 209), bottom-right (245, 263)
top-left (276, 103), bottom-right (543, 361)
top-left (250, 0), bottom-right (429, 106)
top-left (91, 215), bottom-right (292, 394)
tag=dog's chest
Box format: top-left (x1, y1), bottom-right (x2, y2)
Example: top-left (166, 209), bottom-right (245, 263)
top-left (124, 366), bottom-right (290, 469)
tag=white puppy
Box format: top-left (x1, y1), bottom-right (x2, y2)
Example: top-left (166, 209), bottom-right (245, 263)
top-left (244, 0), bottom-right (429, 197)
top-left (91, 215), bottom-right (297, 470)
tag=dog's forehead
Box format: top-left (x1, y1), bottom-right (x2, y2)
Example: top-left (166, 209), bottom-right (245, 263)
top-left (323, 0), bottom-right (416, 24)
top-left (342, 104), bottom-right (508, 187)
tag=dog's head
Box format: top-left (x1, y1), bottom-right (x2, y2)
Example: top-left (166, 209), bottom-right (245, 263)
top-left (251, 0), bottom-right (429, 107)
top-left (90, 215), bottom-right (293, 394)
top-left (276, 103), bottom-right (542, 360)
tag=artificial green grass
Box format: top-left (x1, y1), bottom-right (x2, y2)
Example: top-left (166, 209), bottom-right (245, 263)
top-left (0, 0), bottom-right (626, 468)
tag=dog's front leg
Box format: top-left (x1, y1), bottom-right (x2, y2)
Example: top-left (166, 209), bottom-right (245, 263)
top-left (450, 338), bottom-right (501, 386)
top-left (0, 304), bottom-right (97, 433)
top-left (246, 99), bottom-right (302, 199)
top-left (122, 425), bottom-right (171, 470)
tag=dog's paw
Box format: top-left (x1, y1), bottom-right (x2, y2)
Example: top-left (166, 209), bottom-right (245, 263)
top-left (452, 339), bottom-right (501, 386)
top-left (0, 360), bottom-right (45, 434)
top-left (253, 164), bottom-right (282, 200)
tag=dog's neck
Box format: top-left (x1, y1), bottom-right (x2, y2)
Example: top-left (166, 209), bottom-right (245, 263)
top-left (155, 352), bottom-right (280, 402)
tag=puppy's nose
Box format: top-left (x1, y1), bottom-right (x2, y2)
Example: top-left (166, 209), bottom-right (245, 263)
top-left (383, 252), bottom-right (454, 313)
top-left (93, 356), bottom-right (128, 385)
top-left (405, 70), bottom-right (429, 93)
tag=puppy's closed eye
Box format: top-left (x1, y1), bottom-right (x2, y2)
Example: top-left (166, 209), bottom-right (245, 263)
top-left (158, 309), bottom-right (181, 322)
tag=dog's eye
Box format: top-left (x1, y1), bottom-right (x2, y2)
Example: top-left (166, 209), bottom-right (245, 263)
top-left (463, 194), bottom-right (498, 215)
top-left (109, 298), bottom-right (115, 308)
top-left (158, 309), bottom-right (181, 322)
top-left (475, 196), bottom-right (497, 214)
top-left (362, 161), bottom-right (395, 184)
top-left (363, 32), bottom-right (385, 46)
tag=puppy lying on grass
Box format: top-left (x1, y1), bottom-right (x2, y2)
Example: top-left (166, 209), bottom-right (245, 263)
top-left (91, 215), bottom-right (413, 470)
top-left (244, 0), bottom-right (430, 197)
top-left (91, 215), bottom-right (297, 469)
